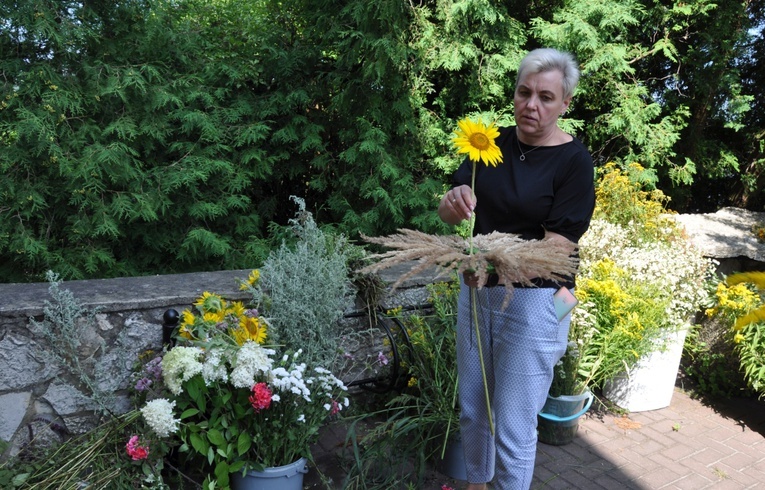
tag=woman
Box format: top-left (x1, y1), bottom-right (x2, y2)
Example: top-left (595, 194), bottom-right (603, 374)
top-left (437, 48), bottom-right (595, 489)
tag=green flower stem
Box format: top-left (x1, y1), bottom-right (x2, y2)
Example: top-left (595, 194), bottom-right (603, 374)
top-left (471, 287), bottom-right (494, 436)
top-left (441, 377), bottom-right (459, 459)
top-left (468, 160), bottom-right (494, 436)
top-left (469, 161), bottom-right (476, 251)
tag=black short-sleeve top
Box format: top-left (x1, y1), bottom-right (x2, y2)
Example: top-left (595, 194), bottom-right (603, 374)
top-left (452, 126), bottom-right (596, 287)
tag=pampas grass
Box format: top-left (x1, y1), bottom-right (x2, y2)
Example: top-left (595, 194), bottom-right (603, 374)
top-left (360, 229), bottom-right (579, 306)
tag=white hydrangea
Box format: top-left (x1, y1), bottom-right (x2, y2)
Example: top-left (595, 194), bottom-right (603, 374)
top-left (162, 346), bottom-right (204, 395)
top-left (230, 341), bottom-right (275, 389)
top-left (141, 398), bottom-right (180, 437)
top-left (201, 347), bottom-right (229, 386)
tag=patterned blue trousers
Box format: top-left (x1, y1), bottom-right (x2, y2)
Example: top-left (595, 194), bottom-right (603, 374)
top-left (456, 282), bottom-right (571, 489)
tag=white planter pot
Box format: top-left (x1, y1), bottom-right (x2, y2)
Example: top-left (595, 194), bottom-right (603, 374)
top-left (603, 327), bottom-right (689, 412)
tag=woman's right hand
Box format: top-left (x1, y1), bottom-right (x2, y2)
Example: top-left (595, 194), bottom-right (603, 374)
top-left (438, 184), bottom-right (475, 225)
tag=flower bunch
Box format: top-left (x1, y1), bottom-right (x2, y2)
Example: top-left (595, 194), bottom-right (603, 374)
top-left (553, 216), bottom-right (714, 396)
top-left (177, 290), bottom-right (267, 346)
top-left (134, 272), bottom-right (349, 489)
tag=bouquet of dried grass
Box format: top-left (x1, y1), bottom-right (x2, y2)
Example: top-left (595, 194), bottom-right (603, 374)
top-left (360, 229), bottom-right (579, 307)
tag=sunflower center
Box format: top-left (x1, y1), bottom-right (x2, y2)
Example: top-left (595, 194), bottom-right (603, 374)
top-left (469, 133), bottom-right (491, 151)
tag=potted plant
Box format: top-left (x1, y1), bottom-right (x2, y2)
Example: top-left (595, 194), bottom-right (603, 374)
top-left (544, 163), bottom-right (713, 420)
top-left (537, 298), bottom-right (595, 446)
top-left (135, 273), bottom-right (349, 490)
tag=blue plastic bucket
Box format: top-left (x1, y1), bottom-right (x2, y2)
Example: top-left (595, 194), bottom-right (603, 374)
top-left (231, 457), bottom-right (309, 490)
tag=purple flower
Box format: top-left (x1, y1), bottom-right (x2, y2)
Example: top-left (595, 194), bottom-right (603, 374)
top-left (377, 351), bottom-right (389, 366)
top-left (145, 356), bottom-right (163, 379)
top-left (135, 377), bottom-right (153, 391)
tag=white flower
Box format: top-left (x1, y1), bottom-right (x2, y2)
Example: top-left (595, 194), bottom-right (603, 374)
top-left (141, 398), bottom-right (180, 437)
top-left (201, 347), bottom-right (229, 385)
top-left (230, 341), bottom-right (275, 389)
top-left (162, 346), bottom-right (204, 395)
top-left (297, 414), bottom-right (306, 423)
top-left (271, 365), bottom-right (312, 401)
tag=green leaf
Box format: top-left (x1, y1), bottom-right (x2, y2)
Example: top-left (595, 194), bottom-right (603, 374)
top-left (181, 408), bottom-right (200, 419)
top-left (190, 432), bottom-right (208, 456)
top-left (214, 461), bottom-right (230, 488)
top-left (207, 428), bottom-right (226, 446)
top-left (229, 460), bottom-right (245, 473)
top-left (237, 431), bottom-right (252, 456)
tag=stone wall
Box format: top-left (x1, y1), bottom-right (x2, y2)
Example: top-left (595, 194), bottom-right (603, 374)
top-left (2, 207), bottom-right (764, 461)
top-left (0, 265), bottom-right (449, 460)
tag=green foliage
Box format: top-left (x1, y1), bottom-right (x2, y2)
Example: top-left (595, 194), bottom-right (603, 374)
top-left (593, 161), bottom-right (681, 244)
top-left (252, 197), bottom-right (355, 368)
top-left (683, 278), bottom-right (759, 398)
top-left (345, 280), bottom-right (460, 489)
top-left (1, 0), bottom-right (763, 281)
top-left (0, 1), bottom-right (277, 281)
top-left (735, 320), bottom-right (765, 398)
top-left (27, 271), bottom-right (114, 416)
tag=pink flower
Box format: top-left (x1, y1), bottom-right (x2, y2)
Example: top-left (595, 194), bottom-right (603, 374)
top-left (249, 382), bottom-right (273, 413)
top-left (126, 435), bottom-right (150, 461)
top-left (330, 399), bottom-right (340, 415)
top-left (441, 485), bottom-right (455, 490)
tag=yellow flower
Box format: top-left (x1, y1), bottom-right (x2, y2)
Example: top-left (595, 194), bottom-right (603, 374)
top-left (726, 271), bottom-right (765, 289)
top-left (734, 308), bottom-right (765, 331)
top-left (203, 311), bottom-right (225, 324)
top-left (452, 118), bottom-right (503, 167)
top-left (231, 316), bottom-right (268, 345)
top-left (179, 310), bottom-right (196, 340)
top-left (408, 376), bottom-right (418, 388)
top-left (724, 272), bottom-right (765, 330)
top-left (734, 333), bottom-right (746, 344)
top-left (239, 269), bottom-right (261, 290)
top-left (195, 292), bottom-right (226, 314)
top-left (227, 301), bottom-right (247, 318)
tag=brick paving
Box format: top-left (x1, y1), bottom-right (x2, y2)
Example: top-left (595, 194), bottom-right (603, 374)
top-left (305, 389), bottom-right (765, 489)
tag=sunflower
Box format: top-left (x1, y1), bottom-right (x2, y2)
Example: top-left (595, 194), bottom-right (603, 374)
top-left (178, 310), bottom-right (197, 340)
top-left (194, 291), bottom-right (226, 314)
top-left (231, 316), bottom-right (268, 345)
top-left (239, 269), bottom-right (261, 291)
top-left (227, 301), bottom-right (247, 318)
top-left (452, 118), bottom-right (503, 167)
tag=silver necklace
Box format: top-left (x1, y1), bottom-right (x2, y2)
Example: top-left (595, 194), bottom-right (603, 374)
top-left (517, 136), bottom-right (544, 161)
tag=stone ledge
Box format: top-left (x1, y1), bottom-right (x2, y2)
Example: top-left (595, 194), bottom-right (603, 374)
top-left (672, 207), bottom-right (765, 262)
top-left (0, 269), bottom-right (255, 318)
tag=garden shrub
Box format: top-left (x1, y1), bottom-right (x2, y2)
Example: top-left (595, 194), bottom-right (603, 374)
top-left (683, 278), bottom-right (761, 398)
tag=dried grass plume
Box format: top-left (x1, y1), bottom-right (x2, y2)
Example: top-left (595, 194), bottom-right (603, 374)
top-left (359, 229), bottom-right (579, 306)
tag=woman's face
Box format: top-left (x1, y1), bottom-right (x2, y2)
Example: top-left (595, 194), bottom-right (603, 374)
top-left (514, 69), bottom-right (571, 142)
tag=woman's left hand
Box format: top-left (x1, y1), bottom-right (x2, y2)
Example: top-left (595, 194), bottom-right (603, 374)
top-left (438, 184), bottom-right (474, 225)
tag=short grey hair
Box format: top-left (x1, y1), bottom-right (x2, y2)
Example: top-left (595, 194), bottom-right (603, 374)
top-left (516, 48), bottom-right (580, 99)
